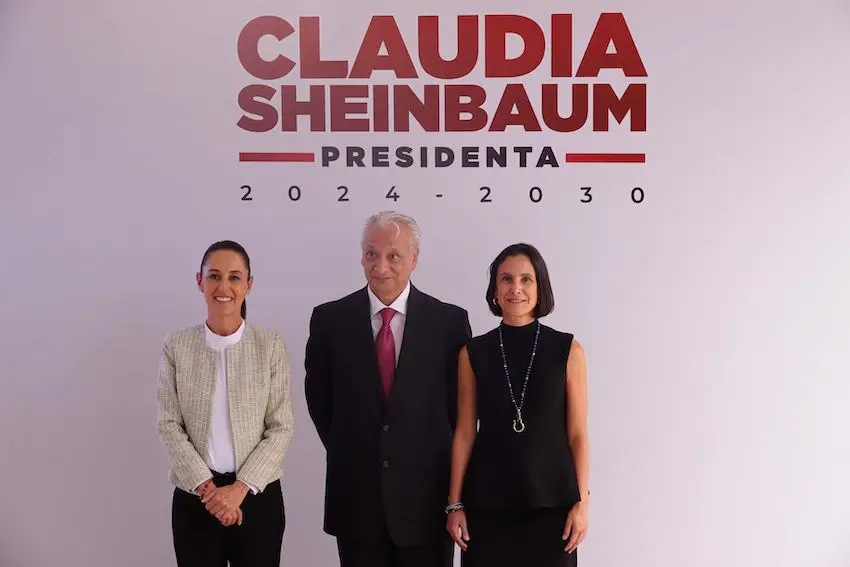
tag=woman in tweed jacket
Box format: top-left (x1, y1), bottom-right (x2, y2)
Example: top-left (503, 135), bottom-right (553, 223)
top-left (156, 240), bottom-right (295, 566)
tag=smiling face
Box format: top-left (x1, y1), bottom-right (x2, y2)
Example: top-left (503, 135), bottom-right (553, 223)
top-left (361, 221), bottom-right (418, 305)
top-left (196, 249), bottom-right (252, 319)
top-left (494, 254), bottom-right (538, 323)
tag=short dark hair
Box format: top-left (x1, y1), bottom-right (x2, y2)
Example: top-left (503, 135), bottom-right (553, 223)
top-left (486, 243), bottom-right (555, 318)
top-left (200, 240), bottom-right (251, 319)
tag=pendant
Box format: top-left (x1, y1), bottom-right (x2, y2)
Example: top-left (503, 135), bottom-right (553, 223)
top-left (512, 413), bottom-right (526, 433)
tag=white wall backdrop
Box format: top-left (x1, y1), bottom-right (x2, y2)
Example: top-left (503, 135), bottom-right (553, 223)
top-left (2, 1), bottom-right (850, 566)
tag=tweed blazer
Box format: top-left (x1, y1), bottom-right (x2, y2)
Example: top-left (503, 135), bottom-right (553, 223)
top-left (156, 321), bottom-right (294, 494)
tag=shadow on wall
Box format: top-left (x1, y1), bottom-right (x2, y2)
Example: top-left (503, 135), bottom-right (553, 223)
top-left (0, 525), bottom-right (47, 567)
top-left (83, 301), bottom-right (186, 567)
top-left (1, 295), bottom-right (182, 567)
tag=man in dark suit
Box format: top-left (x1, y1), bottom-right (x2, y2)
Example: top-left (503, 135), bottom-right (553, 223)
top-left (305, 211), bottom-right (472, 567)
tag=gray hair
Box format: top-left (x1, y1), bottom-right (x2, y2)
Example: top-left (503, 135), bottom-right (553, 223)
top-left (361, 211), bottom-right (421, 251)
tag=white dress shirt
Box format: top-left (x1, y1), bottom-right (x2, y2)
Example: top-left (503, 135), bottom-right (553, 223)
top-left (367, 281), bottom-right (410, 363)
top-left (203, 319), bottom-right (257, 493)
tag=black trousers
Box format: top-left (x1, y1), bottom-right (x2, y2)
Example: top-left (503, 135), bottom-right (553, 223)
top-left (337, 525), bottom-right (454, 567)
top-left (171, 472), bottom-right (285, 567)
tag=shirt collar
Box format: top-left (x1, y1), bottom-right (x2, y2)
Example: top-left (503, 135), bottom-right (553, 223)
top-left (204, 318), bottom-right (246, 350)
top-left (367, 280), bottom-right (411, 317)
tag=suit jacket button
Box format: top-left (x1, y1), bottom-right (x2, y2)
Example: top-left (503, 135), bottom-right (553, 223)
top-left (382, 424), bottom-right (390, 432)
top-left (382, 460), bottom-right (390, 468)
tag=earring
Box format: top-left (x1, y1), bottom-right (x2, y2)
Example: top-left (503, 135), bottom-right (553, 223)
top-left (492, 297), bottom-right (498, 306)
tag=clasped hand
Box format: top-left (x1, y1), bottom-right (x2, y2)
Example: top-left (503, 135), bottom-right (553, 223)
top-left (197, 480), bottom-right (248, 527)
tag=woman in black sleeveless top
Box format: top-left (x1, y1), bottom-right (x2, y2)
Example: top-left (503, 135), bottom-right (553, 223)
top-left (446, 243), bottom-right (590, 566)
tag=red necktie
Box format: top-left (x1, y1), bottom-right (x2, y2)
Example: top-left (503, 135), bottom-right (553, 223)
top-left (376, 307), bottom-right (397, 395)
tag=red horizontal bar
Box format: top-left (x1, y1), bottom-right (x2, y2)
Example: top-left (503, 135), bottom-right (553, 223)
top-left (239, 152), bottom-right (315, 163)
top-left (565, 153), bottom-right (645, 163)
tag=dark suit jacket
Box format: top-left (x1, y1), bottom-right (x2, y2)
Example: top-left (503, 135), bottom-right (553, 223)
top-left (304, 284), bottom-right (471, 546)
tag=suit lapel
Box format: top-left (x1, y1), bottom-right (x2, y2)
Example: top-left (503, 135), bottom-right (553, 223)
top-left (393, 284), bottom-right (427, 396)
top-left (225, 324), bottom-right (250, 464)
top-left (351, 287), bottom-right (386, 403)
top-left (189, 325), bottom-right (217, 454)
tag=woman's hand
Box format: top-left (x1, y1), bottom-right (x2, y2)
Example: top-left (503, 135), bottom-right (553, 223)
top-left (446, 510), bottom-right (470, 551)
top-left (562, 500), bottom-right (588, 554)
top-left (202, 482), bottom-right (249, 523)
top-left (196, 479), bottom-right (215, 498)
top-left (219, 507), bottom-right (243, 527)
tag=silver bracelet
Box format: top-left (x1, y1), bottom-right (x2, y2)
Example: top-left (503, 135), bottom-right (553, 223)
top-left (444, 501), bottom-right (464, 514)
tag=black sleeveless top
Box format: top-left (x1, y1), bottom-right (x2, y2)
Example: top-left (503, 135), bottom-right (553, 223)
top-left (462, 320), bottom-right (581, 510)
